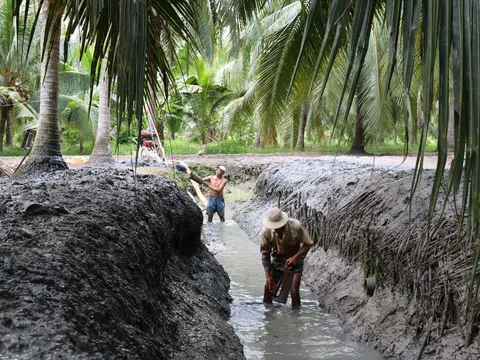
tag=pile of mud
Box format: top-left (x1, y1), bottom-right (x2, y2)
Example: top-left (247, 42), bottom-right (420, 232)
top-left (0, 168), bottom-right (244, 359)
top-left (235, 158), bottom-right (479, 360)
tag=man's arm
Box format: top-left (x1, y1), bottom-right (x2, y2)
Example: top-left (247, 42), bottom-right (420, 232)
top-left (285, 225), bottom-right (313, 268)
top-left (205, 179), bottom-right (227, 192)
top-left (260, 230), bottom-right (273, 273)
top-left (203, 176), bottom-right (212, 182)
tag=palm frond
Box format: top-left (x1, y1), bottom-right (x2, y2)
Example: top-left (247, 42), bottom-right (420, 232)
top-left (255, 7), bottom-right (303, 136)
top-left (14, 0), bottom-right (198, 156)
top-left (59, 70), bottom-right (90, 95)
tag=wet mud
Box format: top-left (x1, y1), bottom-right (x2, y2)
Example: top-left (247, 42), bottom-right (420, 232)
top-left (234, 158), bottom-right (480, 360)
top-left (0, 168), bottom-right (244, 359)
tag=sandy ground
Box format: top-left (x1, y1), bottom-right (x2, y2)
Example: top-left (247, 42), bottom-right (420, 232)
top-left (0, 152), bottom-right (452, 172)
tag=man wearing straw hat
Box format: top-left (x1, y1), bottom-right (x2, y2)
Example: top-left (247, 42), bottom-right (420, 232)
top-left (261, 207), bottom-right (313, 306)
top-left (203, 165), bottom-right (228, 222)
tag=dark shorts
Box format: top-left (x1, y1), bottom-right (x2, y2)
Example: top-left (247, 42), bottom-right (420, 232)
top-left (207, 196), bottom-right (225, 217)
top-left (271, 255), bottom-right (304, 276)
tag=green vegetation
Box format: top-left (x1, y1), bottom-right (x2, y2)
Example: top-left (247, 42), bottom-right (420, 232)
top-left (2, 138), bottom-right (438, 157)
top-left (1, 1), bottom-right (444, 160)
top-left (1, 0), bottom-right (479, 344)
top-left (1, 147), bottom-right (27, 156)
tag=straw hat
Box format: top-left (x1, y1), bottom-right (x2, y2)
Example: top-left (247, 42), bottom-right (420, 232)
top-left (263, 207), bottom-right (288, 229)
top-left (217, 165), bottom-right (227, 173)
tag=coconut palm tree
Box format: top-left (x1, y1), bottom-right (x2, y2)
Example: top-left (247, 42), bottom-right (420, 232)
top-left (10, 38), bottom-right (101, 156)
top-left (270, 0), bottom-right (480, 344)
top-left (13, 0), bottom-right (200, 171)
top-left (89, 54), bottom-right (114, 164)
top-left (220, 1), bottom-right (320, 149)
top-left (21, 0), bottom-right (66, 172)
top-left (178, 59), bottom-right (233, 144)
top-left (0, 0), bottom-right (39, 151)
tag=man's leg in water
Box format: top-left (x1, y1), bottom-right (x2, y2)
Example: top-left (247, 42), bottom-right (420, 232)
top-left (290, 272), bottom-right (302, 307)
top-left (263, 273), bottom-right (281, 304)
top-left (218, 196), bottom-right (225, 222)
top-left (207, 196), bottom-right (216, 222)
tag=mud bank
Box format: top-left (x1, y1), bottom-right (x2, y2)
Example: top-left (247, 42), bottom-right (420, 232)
top-left (234, 158), bottom-right (479, 360)
top-left (0, 168), bottom-right (244, 359)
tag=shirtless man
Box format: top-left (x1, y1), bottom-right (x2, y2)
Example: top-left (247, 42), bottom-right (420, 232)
top-left (203, 165), bottom-right (228, 222)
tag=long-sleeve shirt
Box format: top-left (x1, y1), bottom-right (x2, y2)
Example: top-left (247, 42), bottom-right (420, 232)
top-left (260, 219), bottom-right (313, 272)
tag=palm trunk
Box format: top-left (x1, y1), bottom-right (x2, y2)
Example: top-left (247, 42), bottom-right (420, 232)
top-left (349, 98), bottom-right (366, 154)
top-left (157, 118), bottom-right (165, 141)
top-left (5, 108), bottom-right (12, 146)
top-left (267, 124), bottom-right (277, 146)
top-left (295, 105), bottom-right (307, 151)
top-left (22, 0), bottom-right (67, 173)
top-left (26, 131), bottom-right (34, 148)
top-left (20, 130), bottom-right (28, 149)
top-left (89, 55), bottom-right (115, 164)
top-left (0, 107), bottom-right (6, 153)
top-left (411, 116), bottom-right (418, 145)
top-left (292, 115), bottom-right (299, 150)
top-left (253, 128), bottom-right (262, 148)
top-left (186, 44), bottom-right (190, 76)
top-left (79, 136), bottom-right (84, 155)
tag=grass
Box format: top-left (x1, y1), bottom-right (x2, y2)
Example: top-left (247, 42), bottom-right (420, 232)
top-left (0, 138), bottom-right (439, 157)
top-left (61, 143), bottom-right (94, 156)
top-left (0, 147), bottom-right (28, 156)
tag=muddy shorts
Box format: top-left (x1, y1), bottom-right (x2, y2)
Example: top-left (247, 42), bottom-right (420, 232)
top-left (271, 255), bottom-right (304, 277)
top-left (207, 196), bottom-right (225, 217)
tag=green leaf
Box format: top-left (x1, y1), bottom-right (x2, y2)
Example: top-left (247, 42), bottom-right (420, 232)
top-left (166, 113), bottom-right (182, 133)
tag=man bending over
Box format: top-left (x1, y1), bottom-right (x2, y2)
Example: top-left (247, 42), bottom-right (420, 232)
top-left (261, 207), bottom-right (313, 306)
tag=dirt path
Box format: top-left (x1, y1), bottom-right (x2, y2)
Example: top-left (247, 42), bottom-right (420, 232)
top-left (0, 153), bottom-right (451, 172)
top-left (172, 153), bottom-right (449, 170)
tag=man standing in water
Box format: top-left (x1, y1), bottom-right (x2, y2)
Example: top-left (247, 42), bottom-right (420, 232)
top-left (203, 165), bottom-right (228, 222)
top-left (261, 207), bottom-right (313, 306)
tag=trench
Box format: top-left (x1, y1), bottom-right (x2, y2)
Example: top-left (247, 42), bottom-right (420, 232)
top-left (210, 220), bottom-right (384, 360)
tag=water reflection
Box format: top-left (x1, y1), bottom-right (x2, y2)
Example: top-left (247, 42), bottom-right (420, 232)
top-left (212, 220), bottom-right (383, 360)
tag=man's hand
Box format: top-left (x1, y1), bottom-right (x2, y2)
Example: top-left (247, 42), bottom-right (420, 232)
top-left (285, 255), bottom-right (298, 269)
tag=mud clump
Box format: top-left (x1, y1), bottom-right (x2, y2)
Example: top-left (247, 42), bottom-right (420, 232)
top-left (235, 158), bottom-right (479, 360)
top-left (0, 168), bottom-right (244, 359)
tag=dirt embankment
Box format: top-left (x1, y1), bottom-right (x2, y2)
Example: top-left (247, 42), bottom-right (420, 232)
top-left (234, 158), bottom-right (480, 360)
top-left (0, 168), bottom-right (244, 359)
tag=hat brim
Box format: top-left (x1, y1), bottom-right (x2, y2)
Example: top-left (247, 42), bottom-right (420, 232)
top-left (263, 211), bottom-right (288, 229)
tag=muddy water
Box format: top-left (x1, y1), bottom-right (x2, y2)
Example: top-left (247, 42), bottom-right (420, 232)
top-left (212, 220), bottom-right (383, 360)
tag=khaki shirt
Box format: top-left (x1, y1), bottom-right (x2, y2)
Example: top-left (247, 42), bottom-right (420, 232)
top-left (261, 219), bottom-right (313, 259)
